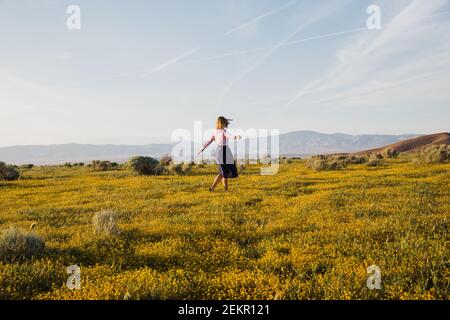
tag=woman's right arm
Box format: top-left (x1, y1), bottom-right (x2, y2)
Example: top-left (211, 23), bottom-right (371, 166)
top-left (224, 130), bottom-right (242, 141)
top-left (198, 134), bottom-right (215, 154)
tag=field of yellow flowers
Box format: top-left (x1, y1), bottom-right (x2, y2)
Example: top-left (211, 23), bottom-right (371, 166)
top-left (0, 158), bottom-right (448, 300)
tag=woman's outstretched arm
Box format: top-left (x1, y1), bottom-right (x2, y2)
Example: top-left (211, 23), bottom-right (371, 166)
top-left (198, 135), bottom-right (215, 154)
top-left (224, 130), bottom-right (242, 141)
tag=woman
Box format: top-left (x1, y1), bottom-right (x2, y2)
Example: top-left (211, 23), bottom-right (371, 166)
top-left (198, 116), bottom-right (241, 191)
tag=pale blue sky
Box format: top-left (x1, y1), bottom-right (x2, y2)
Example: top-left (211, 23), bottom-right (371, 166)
top-left (1, 0), bottom-right (449, 146)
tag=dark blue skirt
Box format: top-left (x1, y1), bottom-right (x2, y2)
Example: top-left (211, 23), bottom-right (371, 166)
top-left (218, 146), bottom-right (238, 179)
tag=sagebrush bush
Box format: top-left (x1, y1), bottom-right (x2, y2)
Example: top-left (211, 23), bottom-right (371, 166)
top-left (159, 155), bottom-right (173, 167)
top-left (306, 157), bottom-right (327, 171)
top-left (305, 154), bottom-right (369, 171)
top-left (346, 155), bottom-right (367, 164)
top-left (306, 155), bottom-right (347, 171)
top-left (153, 164), bottom-right (166, 175)
top-left (164, 163), bottom-right (177, 175)
top-left (375, 153), bottom-right (384, 160)
top-left (0, 163), bottom-right (20, 181)
top-left (128, 156), bottom-right (160, 175)
top-left (164, 162), bottom-right (193, 176)
top-left (92, 160), bottom-right (113, 171)
top-left (180, 163), bottom-right (193, 175)
top-left (384, 148), bottom-right (399, 158)
top-left (414, 145), bottom-right (449, 164)
top-left (367, 154), bottom-right (384, 167)
top-left (0, 227), bottom-right (45, 262)
top-left (92, 210), bottom-right (120, 236)
top-left (260, 155), bottom-right (272, 164)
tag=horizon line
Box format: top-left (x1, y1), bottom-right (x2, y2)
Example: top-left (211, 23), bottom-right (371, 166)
top-left (1, 130), bottom-right (444, 149)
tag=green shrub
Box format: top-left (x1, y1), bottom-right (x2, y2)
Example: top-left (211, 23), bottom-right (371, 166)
top-left (383, 148), bottom-right (399, 158)
top-left (0, 227), bottom-right (45, 262)
top-left (281, 158), bottom-right (293, 165)
top-left (260, 155), bottom-right (272, 164)
top-left (367, 154), bottom-right (384, 167)
top-left (306, 154), bottom-right (368, 170)
top-left (306, 158), bottom-right (327, 171)
top-left (128, 156), bottom-right (160, 175)
top-left (0, 163), bottom-right (20, 181)
top-left (92, 160), bottom-right (113, 171)
top-left (414, 145), bottom-right (449, 164)
top-left (159, 155), bottom-right (173, 167)
top-left (154, 164), bottom-right (166, 175)
top-left (346, 155), bottom-right (367, 164)
top-left (92, 210), bottom-right (120, 236)
top-left (375, 153), bottom-right (384, 160)
top-left (166, 163), bottom-right (182, 175)
top-left (306, 155), bottom-right (347, 171)
top-left (180, 163), bottom-right (193, 175)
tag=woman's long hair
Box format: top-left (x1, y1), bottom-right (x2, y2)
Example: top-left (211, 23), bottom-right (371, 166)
top-left (216, 116), bottom-right (232, 129)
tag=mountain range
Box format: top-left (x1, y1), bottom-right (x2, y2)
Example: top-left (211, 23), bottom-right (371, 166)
top-left (0, 131), bottom-right (423, 165)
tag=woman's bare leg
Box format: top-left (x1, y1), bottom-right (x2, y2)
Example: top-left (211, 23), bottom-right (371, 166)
top-left (210, 174), bottom-right (222, 191)
top-left (222, 177), bottom-right (228, 191)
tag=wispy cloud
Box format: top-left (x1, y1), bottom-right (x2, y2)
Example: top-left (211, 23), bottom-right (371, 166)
top-left (282, 0), bottom-right (450, 112)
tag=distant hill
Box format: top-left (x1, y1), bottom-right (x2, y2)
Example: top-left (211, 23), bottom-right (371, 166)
top-left (355, 132), bottom-right (450, 155)
top-left (0, 131), bottom-right (421, 165)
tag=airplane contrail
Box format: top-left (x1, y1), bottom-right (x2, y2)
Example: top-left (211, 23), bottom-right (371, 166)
top-left (50, 48), bottom-right (199, 88)
top-left (280, 9), bottom-right (450, 111)
top-left (140, 48), bottom-right (199, 78)
top-left (223, 0), bottom-right (298, 36)
top-left (48, 9), bottom-right (450, 90)
top-left (48, 28), bottom-right (364, 89)
top-left (186, 27), bottom-right (366, 65)
top-left (236, 67), bottom-right (450, 109)
top-left (300, 68), bottom-right (450, 109)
